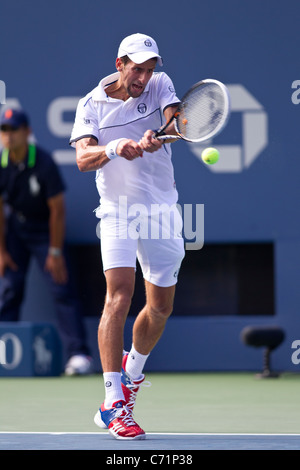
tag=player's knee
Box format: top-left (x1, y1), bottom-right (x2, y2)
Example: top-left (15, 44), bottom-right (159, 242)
top-left (104, 290), bottom-right (133, 318)
top-left (148, 302), bottom-right (173, 321)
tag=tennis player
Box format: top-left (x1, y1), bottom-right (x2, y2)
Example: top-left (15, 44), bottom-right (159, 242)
top-left (70, 33), bottom-right (185, 440)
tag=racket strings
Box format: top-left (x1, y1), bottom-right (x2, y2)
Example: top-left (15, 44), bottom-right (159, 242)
top-left (177, 83), bottom-right (227, 141)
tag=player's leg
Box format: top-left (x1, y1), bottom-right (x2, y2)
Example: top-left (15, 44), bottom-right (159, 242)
top-left (94, 267), bottom-right (146, 439)
top-left (132, 281), bottom-right (175, 355)
top-left (121, 207), bottom-right (185, 411)
top-left (130, 206), bottom-right (184, 358)
top-left (97, 213), bottom-right (138, 377)
top-left (120, 282), bottom-right (174, 414)
top-left (98, 266), bottom-right (135, 374)
top-left (94, 214), bottom-right (145, 439)
top-left (121, 283), bottom-right (175, 386)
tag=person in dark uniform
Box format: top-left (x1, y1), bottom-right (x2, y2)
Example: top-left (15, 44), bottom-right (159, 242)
top-left (0, 108), bottom-right (93, 375)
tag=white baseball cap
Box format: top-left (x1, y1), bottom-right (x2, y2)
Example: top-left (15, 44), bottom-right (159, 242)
top-left (117, 33), bottom-right (163, 66)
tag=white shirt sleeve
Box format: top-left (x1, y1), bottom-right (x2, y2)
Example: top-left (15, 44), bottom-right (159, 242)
top-left (69, 92), bottom-right (99, 148)
top-left (155, 72), bottom-right (180, 112)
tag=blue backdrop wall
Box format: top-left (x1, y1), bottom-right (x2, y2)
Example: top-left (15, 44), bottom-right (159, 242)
top-left (1, 0), bottom-right (300, 373)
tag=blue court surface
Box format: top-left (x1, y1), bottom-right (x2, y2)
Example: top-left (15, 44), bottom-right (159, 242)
top-left (0, 431), bottom-right (300, 450)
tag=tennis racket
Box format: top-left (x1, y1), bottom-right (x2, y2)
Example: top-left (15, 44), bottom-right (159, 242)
top-left (155, 79), bottom-right (231, 143)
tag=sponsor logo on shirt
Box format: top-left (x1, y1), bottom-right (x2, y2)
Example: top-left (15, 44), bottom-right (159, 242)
top-left (137, 103), bottom-right (147, 114)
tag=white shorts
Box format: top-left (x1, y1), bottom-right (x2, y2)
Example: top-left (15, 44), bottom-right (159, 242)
top-left (99, 207), bottom-right (185, 287)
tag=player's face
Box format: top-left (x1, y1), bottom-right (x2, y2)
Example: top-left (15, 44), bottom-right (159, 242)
top-left (119, 58), bottom-right (157, 98)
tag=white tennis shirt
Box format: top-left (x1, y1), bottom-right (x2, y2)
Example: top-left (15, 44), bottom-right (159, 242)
top-left (70, 71), bottom-right (180, 215)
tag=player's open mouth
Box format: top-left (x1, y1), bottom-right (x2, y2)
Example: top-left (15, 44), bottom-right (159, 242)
top-left (132, 84), bottom-right (143, 92)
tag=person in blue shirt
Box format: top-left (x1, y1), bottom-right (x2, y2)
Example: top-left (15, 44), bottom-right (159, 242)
top-left (0, 108), bottom-right (93, 375)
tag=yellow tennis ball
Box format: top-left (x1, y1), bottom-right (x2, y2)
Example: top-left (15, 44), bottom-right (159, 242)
top-left (201, 147), bottom-right (219, 164)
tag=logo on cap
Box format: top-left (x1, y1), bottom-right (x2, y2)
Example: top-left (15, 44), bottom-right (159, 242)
top-left (4, 109), bottom-right (13, 119)
top-left (144, 40), bottom-right (152, 47)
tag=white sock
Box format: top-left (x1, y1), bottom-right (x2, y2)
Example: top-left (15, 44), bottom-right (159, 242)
top-left (103, 372), bottom-right (124, 408)
top-left (126, 345), bottom-right (149, 380)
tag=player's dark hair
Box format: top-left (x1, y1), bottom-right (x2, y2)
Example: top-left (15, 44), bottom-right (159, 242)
top-left (120, 56), bottom-right (130, 65)
top-left (120, 56), bottom-right (158, 66)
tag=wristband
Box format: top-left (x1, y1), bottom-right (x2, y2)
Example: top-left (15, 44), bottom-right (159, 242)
top-left (49, 247), bottom-right (62, 257)
top-left (105, 138), bottom-right (125, 160)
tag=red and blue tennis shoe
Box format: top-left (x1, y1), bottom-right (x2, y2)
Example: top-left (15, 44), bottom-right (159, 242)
top-left (94, 353), bottom-right (151, 439)
top-left (121, 352), bottom-right (151, 413)
top-left (94, 400), bottom-right (145, 440)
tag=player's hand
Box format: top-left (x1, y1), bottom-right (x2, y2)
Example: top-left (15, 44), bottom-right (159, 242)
top-left (44, 254), bottom-right (68, 284)
top-left (116, 139), bottom-right (143, 160)
top-left (0, 250), bottom-right (18, 277)
top-left (139, 130), bottom-right (163, 153)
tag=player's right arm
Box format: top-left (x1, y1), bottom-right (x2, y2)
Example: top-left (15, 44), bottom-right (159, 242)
top-left (75, 136), bottom-right (143, 172)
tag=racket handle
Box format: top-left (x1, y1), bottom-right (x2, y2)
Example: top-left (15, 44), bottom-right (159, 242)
top-left (156, 135), bottom-right (181, 141)
top-left (154, 111), bottom-right (178, 137)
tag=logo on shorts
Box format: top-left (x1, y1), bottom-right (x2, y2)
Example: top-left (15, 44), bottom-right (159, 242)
top-left (173, 270), bottom-right (179, 278)
top-left (137, 103), bottom-right (147, 114)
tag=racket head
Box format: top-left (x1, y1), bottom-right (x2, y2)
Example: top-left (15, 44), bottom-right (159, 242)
top-left (174, 79), bottom-right (231, 143)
